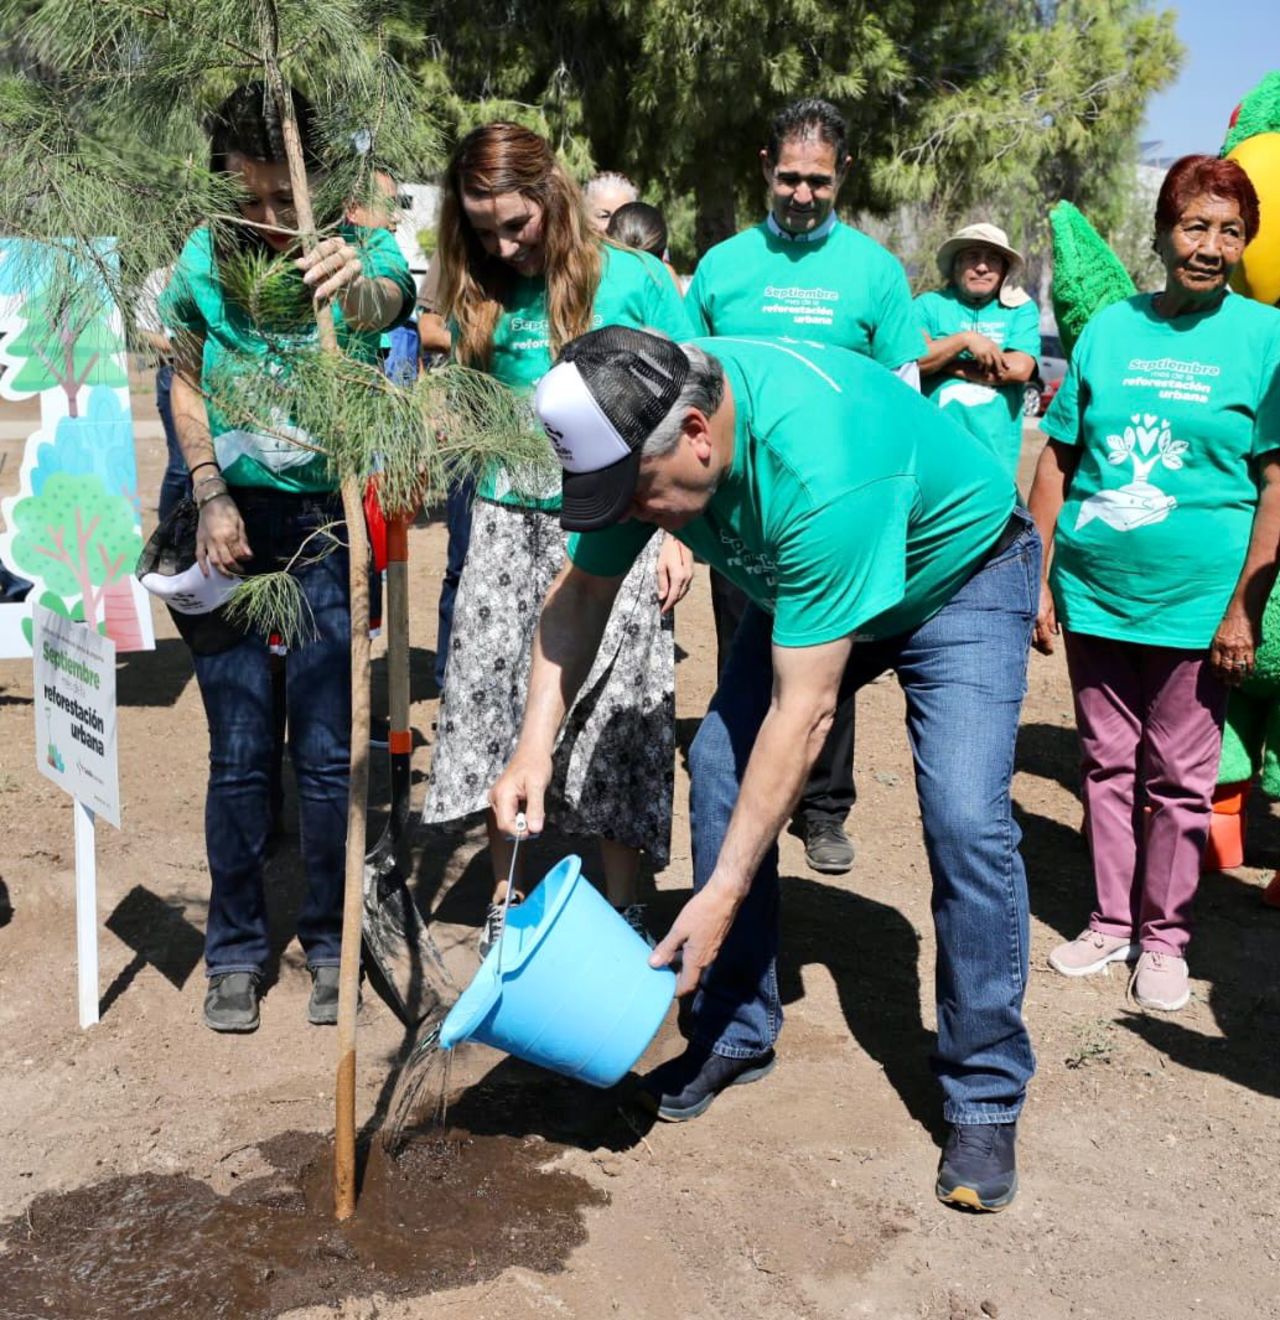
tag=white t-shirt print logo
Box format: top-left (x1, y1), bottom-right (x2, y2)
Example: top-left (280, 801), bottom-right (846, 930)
top-left (1076, 413), bottom-right (1189, 532)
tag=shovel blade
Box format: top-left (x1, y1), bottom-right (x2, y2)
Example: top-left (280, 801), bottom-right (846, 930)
top-left (362, 842), bottom-right (455, 1027)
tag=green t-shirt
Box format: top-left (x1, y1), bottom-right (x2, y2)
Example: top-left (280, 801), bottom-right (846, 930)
top-left (685, 219), bottom-right (921, 369)
top-left (160, 225), bottom-right (415, 493)
top-left (915, 287), bottom-right (1040, 476)
top-left (1042, 292), bottom-right (1280, 648)
top-left (478, 245), bottom-right (693, 510)
top-left (568, 337), bottom-right (1016, 647)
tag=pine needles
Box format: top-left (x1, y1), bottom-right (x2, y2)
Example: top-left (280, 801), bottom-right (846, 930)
top-left (0, 0), bottom-right (548, 640)
top-left (210, 324), bottom-right (550, 522)
top-left (224, 570), bottom-right (317, 650)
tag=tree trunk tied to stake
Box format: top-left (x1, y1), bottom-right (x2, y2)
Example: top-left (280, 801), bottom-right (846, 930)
top-left (261, 45), bottom-right (368, 1224)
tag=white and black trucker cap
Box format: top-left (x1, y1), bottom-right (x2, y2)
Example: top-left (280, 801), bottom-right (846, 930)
top-left (534, 325), bottom-right (688, 532)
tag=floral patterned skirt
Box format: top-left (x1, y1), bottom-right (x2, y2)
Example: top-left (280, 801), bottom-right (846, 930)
top-left (422, 498), bottom-right (675, 864)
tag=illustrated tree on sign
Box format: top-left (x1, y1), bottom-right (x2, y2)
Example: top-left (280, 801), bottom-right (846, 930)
top-left (9, 472), bottom-right (142, 634)
top-left (3, 287), bottom-right (127, 416)
top-left (31, 385), bottom-right (141, 517)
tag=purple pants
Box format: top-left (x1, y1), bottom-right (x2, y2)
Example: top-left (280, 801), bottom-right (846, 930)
top-left (1064, 630), bottom-right (1228, 956)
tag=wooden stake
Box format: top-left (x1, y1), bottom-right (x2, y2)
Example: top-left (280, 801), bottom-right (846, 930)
top-left (262, 37), bottom-right (368, 1221)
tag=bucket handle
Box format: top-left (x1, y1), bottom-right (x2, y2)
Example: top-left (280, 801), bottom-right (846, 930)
top-left (496, 854), bottom-right (583, 980)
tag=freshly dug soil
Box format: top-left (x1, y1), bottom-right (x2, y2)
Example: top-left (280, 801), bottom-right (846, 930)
top-left (1, 1126), bottom-right (603, 1318)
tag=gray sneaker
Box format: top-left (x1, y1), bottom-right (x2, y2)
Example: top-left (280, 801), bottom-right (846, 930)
top-left (308, 965), bottom-right (340, 1026)
top-left (204, 972), bottom-right (261, 1033)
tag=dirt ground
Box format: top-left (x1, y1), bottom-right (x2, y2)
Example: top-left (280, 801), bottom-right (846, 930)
top-left (2, 386), bottom-right (1279, 1320)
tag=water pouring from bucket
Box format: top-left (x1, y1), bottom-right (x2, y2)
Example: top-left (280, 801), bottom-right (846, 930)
top-left (438, 819), bottom-right (675, 1088)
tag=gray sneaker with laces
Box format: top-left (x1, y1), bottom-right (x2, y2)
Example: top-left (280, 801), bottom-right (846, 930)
top-left (479, 893), bottom-right (522, 961)
top-left (800, 818), bottom-right (855, 874)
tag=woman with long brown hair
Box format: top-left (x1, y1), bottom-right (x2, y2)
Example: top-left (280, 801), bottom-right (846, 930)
top-left (422, 122), bottom-right (693, 953)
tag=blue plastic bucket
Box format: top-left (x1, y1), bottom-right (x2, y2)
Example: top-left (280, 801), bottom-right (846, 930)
top-left (438, 855), bottom-right (676, 1088)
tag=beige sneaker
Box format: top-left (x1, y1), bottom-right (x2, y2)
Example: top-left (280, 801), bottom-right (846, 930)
top-left (1048, 929), bottom-right (1138, 977)
top-left (1129, 950), bottom-right (1191, 1012)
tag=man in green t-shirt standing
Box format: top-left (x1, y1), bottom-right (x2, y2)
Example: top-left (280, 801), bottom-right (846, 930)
top-left (686, 99), bottom-right (924, 877)
top-left (492, 327), bottom-right (1040, 1212)
top-left (916, 223), bottom-right (1040, 479)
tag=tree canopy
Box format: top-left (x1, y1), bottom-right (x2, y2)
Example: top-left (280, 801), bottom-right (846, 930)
top-left (393, 0), bottom-right (1183, 271)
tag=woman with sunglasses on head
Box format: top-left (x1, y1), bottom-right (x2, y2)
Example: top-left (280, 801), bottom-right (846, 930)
top-left (422, 123), bottom-right (694, 953)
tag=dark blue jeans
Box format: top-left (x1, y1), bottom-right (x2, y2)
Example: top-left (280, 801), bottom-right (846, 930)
top-left (687, 512), bottom-right (1040, 1125)
top-left (192, 489), bottom-right (352, 976)
top-left (155, 364), bottom-right (192, 524)
top-left (434, 474), bottom-right (475, 692)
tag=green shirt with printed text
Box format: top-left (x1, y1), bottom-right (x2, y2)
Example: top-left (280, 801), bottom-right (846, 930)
top-left (159, 224), bottom-right (415, 493)
top-left (568, 337), bottom-right (1016, 647)
top-left (478, 245), bottom-right (693, 509)
top-left (685, 220), bottom-right (921, 369)
top-left (1042, 292), bottom-right (1280, 648)
top-left (915, 287), bottom-right (1040, 476)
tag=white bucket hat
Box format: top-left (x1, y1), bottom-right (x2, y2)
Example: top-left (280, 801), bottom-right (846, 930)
top-left (936, 223), bottom-right (1030, 307)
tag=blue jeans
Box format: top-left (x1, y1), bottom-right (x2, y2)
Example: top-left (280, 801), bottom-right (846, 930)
top-left (155, 364), bottom-right (192, 524)
top-left (687, 511), bottom-right (1040, 1125)
top-left (434, 474), bottom-right (475, 692)
top-left (192, 489), bottom-right (352, 976)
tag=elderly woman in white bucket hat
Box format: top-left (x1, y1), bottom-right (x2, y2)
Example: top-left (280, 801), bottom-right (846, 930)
top-left (915, 223), bottom-right (1041, 478)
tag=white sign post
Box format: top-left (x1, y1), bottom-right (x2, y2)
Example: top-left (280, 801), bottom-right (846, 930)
top-left (32, 604), bottom-right (120, 1028)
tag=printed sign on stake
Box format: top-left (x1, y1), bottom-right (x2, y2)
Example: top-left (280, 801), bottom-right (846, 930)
top-left (33, 602), bottom-right (120, 826)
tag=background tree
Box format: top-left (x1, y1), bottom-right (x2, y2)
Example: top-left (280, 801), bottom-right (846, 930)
top-left (398, 0), bottom-right (1182, 273)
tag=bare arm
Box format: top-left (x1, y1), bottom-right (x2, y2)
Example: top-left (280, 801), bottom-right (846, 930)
top-left (490, 562), bottom-right (625, 832)
top-left (995, 349), bottom-right (1037, 384)
top-left (919, 329), bottom-right (1003, 378)
top-left (170, 334), bottom-right (252, 574)
top-left (1211, 456), bottom-right (1280, 685)
top-left (141, 329), bottom-right (172, 359)
top-left (1026, 439), bottom-right (1079, 654)
top-left (296, 236), bottom-right (406, 331)
top-left (651, 634), bottom-right (852, 994)
top-left (417, 310), bottom-right (451, 357)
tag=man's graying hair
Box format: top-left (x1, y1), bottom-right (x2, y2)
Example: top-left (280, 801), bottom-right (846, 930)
top-left (766, 98), bottom-right (848, 166)
top-left (641, 344), bottom-right (725, 458)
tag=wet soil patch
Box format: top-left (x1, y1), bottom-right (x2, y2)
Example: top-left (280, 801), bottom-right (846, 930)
top-left (0, 1126), bottom-right (605, 1319)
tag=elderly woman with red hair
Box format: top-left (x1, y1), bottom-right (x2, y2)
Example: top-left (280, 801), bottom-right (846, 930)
top-left (1029, 154), bottom-right (1280, 1011)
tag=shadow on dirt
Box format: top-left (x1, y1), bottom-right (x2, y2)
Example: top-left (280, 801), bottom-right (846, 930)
top-left (1015, 719), bottom-right (1081, 795)
top-left (1017, 752), bottom-right (1280, 1101)
top-left (101, 884), bottom-right (205, 1017)
top-left (116, 637), bottom-right (194, 708)
top-left (1117, 859), bottom-right (1280, 1100)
